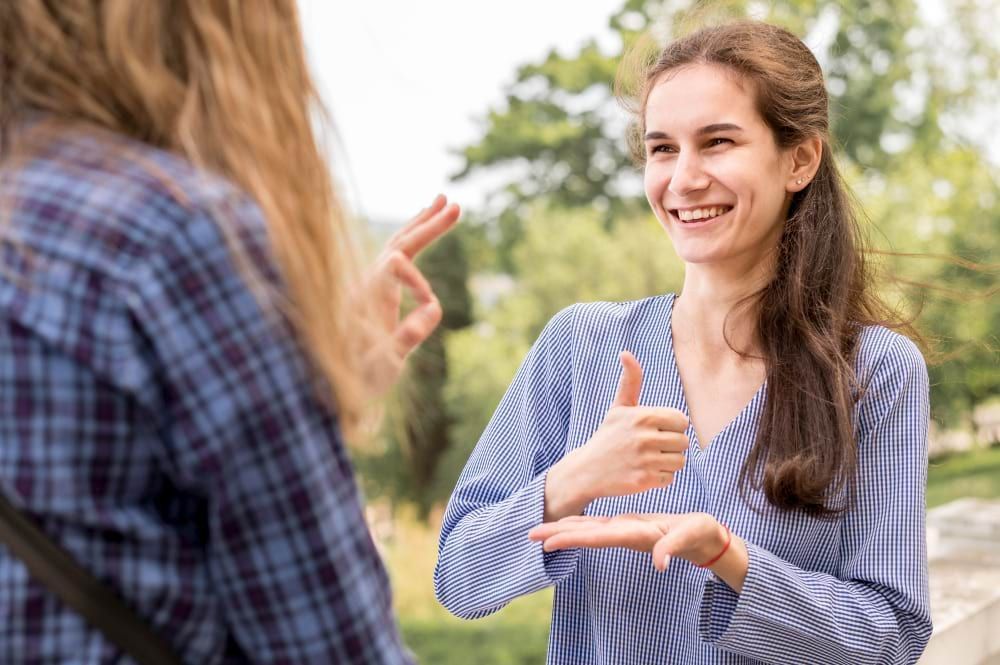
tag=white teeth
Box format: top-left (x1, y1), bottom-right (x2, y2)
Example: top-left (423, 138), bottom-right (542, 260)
top-left (677, 206), bottom-right (730, 222)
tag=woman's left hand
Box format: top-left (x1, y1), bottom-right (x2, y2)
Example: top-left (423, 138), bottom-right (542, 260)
top-left (528, 512), bottom-right (731, 574)
top-left (363, 195), bottom-right (460, 395)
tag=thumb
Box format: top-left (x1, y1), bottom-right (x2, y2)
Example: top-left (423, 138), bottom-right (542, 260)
top-left (652, 530), bottom-right (674, 573)
top-left (612, 351), bottom-right (643, 407)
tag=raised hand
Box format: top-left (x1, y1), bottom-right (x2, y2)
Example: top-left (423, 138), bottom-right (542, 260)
top-left (543, 351), bottom-right (689, 521)
top-left (362, 195), bottom-right (460, 396)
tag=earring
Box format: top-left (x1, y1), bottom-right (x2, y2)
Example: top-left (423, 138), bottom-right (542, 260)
top-left (796, 178), bottom-right (804, 184)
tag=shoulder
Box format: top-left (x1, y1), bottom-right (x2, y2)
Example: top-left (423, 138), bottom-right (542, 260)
top-left (854, 325), bottom-right (927, 383)
top-left (6, 127), bottom-right (265, 283)
top-left (521, 295), bottom-right (671, 371)
top-left (853, 325), bottom-right (929, 418)
top-left (1, 128), bottom-right (273, 395)
top-left (545, 294), bottom-right (675, 340)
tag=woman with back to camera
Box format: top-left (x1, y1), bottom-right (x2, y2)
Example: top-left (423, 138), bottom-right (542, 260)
top-left (0, 1), bottom-right (458, 663)
top-left (435, 20), bottom-right (932, 664)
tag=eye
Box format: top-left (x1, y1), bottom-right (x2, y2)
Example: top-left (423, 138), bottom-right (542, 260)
top-left (707, 137), bottom-right (733, 147)
top-left (649, 144), bottom-right (677, 155)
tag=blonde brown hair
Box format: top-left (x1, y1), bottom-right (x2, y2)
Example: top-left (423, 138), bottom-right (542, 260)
top-left (0, 0), bottom-right (371, 436)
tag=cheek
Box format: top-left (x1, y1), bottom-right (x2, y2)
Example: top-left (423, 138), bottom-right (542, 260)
top-left (752, 172), bottom-right (790, 214)
top-left (643, 164), bottom-right (666, 205)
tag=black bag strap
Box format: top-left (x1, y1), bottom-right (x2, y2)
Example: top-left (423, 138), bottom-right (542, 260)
top-left (0, 490), bottom-right (184, 665)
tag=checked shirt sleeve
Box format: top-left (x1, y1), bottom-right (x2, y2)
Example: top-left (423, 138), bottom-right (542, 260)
top-left (434, 306), bottom-right (580, 619)
top-left (130, 195), bottom-right (412, 664)
top-left (699, 336), bottom-right (933, 664)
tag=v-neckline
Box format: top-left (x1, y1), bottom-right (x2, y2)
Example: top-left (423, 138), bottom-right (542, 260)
top-left (663, 294), bottom-right (767, 453)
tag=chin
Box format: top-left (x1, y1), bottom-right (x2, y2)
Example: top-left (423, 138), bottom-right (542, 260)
top-left (674, 251), bottom-right (731, 265)
top-left (668, 240), bottom-right (733, 265)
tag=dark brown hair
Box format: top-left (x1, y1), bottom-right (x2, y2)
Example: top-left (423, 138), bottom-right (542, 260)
top-left (623, 21), bottom-right (925, 516)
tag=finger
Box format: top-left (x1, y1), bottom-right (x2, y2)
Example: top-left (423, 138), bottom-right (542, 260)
top-left (394, 301), bottom-right (442, 356)
top-left (641, 452), bottom-right (685, 473)
top-left (388, 253), bottom-right (442, 356)
top-left (638, 431), bottom-right (689, 454)
top-left (655, 471), bottom-right (674, 486)
top-left (528, 517), bottom-right (609, 541)
top-left (612, 351), bottom-right (643, 407)
top-left (388, 194), bottom-right (447, 246)
top-left (395, 202), bottom-right (461, 258)
top-left (636, 513), bottom-right (673, 526)
top-left (542, 523), bottom-right (637, 552)
top-left (389, 251), bottom-right (434, 303)
top-left (632, 470), bottom-right (674, 487)
top-left (560, 515), bottom-right (611, 523)
top-left (652, 530), bottom-right (675, 572)
top-left (631, 406), bottom-right (689, 433)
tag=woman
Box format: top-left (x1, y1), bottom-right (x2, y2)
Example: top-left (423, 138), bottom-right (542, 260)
top-left (435, 21), bottom-right (931, 664)
top-left (0, 2), bottom-right (457, 663)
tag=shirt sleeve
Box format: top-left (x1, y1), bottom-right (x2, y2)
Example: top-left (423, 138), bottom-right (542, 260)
top-left (130, 194), bottom-right (412, 664)
top-left (698, 336), bottom-right (933, 664)
top-left (434, 305), bottom-right (581, 619)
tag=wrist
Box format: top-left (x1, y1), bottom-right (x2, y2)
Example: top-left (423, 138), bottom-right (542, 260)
top-left (694, 521), bottom-right (731, 568)
top-left (543, 454), bottom-right (591, 521)
top-left (707, 530), bottom-right (749, 594)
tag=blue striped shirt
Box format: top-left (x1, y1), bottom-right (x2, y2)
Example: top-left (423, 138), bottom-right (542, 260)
top-left (435, 294), bottom-right (932, 664)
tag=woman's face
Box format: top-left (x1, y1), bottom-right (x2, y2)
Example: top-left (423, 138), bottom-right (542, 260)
top-left (643, 63), bottom-right (794, 270)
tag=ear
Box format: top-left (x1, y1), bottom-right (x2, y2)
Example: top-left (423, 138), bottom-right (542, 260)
top-left (785, 135), bottom-right (822, 193)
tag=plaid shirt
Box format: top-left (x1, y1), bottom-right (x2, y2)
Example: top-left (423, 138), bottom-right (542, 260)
top-left (0, 127), bottom-right (413, 664)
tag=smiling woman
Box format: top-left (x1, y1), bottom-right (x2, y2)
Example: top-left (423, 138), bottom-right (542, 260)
top-left (435, 20), bottom-right (933, 665)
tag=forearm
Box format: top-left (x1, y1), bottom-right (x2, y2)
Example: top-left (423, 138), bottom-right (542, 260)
top-left (435, 472), bottom-right (579, 618)
top-left (701, 542), bottom-right (931, 664)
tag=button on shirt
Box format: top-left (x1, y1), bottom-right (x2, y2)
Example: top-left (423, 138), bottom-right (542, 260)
top-left (0, 128), bottom-right (412, 664)
top-left (435, 295), bottom-right (932, 664)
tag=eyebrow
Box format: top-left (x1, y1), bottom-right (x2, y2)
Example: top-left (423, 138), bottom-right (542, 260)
top-left (644, 123), bottom-right (744, 141)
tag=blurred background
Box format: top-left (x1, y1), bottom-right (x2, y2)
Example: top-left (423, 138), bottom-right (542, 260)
top-left (303, 1), bottom-right (999, 662)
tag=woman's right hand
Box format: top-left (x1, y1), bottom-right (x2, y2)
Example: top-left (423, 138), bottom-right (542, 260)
top-left (361, 195), bottom-right (460, 396)
top-left (543, 351), bottom-right (689, 521)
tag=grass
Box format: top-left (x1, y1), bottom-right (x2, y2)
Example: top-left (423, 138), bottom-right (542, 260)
top-left (927, 444), bottom-right (1000, 508)
top-left (378, 445), bottom-right (1000, 663)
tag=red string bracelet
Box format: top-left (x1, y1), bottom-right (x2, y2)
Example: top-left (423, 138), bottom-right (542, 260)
top-left (694, 524), bottom-right (732, 568)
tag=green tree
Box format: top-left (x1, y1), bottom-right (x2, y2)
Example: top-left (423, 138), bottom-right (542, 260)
top-left (859, 149), bottom-right (1000, 423)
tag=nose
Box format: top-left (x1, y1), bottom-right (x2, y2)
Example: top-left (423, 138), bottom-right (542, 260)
top-left (667, 151), bottom-right (711, 197)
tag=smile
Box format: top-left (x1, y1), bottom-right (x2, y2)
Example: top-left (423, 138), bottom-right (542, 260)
top-left (668, 205), bottom-right (734, 226)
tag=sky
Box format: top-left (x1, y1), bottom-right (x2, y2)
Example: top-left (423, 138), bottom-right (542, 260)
top-left (299, 0), bottom-right (623, 226)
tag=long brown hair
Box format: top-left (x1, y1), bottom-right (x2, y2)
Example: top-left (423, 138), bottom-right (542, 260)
top-left (0, 1), bottom-right (372, 437)
top-left (622, 21), bottom-right (925, 516)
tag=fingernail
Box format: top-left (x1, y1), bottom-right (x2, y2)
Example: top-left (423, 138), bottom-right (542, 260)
top-left (662, 554), bottom-right (671, 571)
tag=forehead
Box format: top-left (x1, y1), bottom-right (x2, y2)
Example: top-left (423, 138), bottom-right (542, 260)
top-left (644, 63), bottom-right (762, 132)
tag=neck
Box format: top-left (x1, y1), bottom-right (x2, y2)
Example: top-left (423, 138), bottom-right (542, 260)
top-left (672, 253), bottom-right (775, 361)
